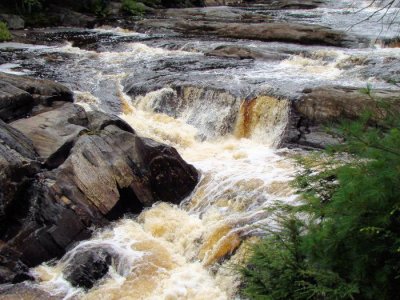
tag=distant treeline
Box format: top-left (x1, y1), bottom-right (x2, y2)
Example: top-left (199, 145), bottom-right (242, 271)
top-left (1, 0), bottom-right (205, 15)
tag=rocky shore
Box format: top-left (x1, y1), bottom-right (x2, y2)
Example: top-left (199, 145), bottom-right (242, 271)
top-left (0, 73), bottom-right (198, 284)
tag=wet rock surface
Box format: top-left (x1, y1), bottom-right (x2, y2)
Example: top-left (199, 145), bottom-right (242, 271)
top-left (0, 73), bottom-right (199, 284)
top-left (0, 282), bottom-right (58, 299)
top-left (205, 45), bottom-right (289, 60)
top-left (63, 248), bottom-right (113, 289)
top-left (285, 86), bottom-right (400, 148)
top-left (0, 73), bottom-right (73, 122)
top-left (135, 19), bottom-right (351, 47)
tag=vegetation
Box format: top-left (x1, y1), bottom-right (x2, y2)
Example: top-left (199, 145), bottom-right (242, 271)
top-left (0, 22), bottom-right (12, 42)
top-left (121, 0), bottom-right (146, 16)
top-left (241, 100), bottom-right (400, 299)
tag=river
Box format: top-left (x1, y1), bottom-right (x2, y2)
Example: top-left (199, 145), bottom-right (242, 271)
top-left (0, 0), bottom-right (399, 299)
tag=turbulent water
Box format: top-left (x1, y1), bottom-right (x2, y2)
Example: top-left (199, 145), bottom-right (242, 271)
top-left (1, 0), bottom-right (400, 299)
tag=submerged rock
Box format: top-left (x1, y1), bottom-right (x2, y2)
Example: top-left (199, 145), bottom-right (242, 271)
top-left (0, 74), bottom-right (199, 284)
top-left (63, 248), bottom-right (113, 289)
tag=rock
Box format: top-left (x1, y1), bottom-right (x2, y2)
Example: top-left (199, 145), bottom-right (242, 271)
top-left (205, 45), bottom-right (288, 60)
top-left (0, 73), bottom-right (199, 283)
top-left (0, 282), bottom-right (58, 299)
top-left (136, 19), bottom-right (351, 47)
top-left (63, 248), bottom-right (113, 289)
top-left (11, 103), bottom-right (88, 166)
top-left (159, 6), bottom-right (259, 21)
top-left (204, 0), bottom-right (243, 6)
top-left (203, 0), bottom-right (323, 8)
top-left (285, 86), bottom-right (400, 148)
top-left (252, 0), bottom-right (323, 9)
top-left (0, 243), bottom-right (33, 284)
top-left (0, 119), bottom-right (39, 232)
top-left (185, 22), bottom-right (348, 46)
top-left (0, 14), bottom-right (25, 29)
top-left (0, 72), bottom-right (73, 122)
top-left (296, 86), bottom-right (400, 123)
top-left (0, 81), bottom-right (33, 124)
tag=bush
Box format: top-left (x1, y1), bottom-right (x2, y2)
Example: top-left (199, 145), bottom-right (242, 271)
top-left (241, 98), bottom-right (400, 299)
top-left (241, 214), bottom-right (358, 300)
top-left (0, 22), bottom-right (12, 42)
top-left (121, 0), bottom-right (146, 16)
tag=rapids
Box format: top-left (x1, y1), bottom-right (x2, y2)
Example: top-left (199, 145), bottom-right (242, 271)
top-left (1, 0), bottom-right (400, 299)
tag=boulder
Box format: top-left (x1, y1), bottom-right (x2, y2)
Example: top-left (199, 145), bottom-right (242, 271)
top-left (0, 14), bottom-right (24, 29)
top-left (63, 248), bottom-right (113, 289)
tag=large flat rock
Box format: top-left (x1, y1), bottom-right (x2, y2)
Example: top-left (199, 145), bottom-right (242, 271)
top-left (136, 19), bottom-right (350, 47)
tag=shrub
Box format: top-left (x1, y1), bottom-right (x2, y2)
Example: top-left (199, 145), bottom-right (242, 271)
top-left (121, 0), bottom-right (146, 16)
top-left (0, 22), bottom-right (12, 42)
top-left (241, 214), bottom-right (358, 300)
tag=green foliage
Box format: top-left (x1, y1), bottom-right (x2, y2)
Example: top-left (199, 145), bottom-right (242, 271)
top-left (241, 213), bottom-right (358, 300)
top-left (241, 100), bottom-right (400, 299)
top-left (0, 22), bottom-right (12, 42)
top-left (122, 0), bottom-right (146, 16)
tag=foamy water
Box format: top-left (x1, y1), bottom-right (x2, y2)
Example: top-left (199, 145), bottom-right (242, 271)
top-left (1, 3), bottom-right (400, 298)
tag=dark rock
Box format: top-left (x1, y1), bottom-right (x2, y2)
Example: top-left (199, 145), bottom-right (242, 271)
top-left (0, 72), bottom-right (73, 122)
top-left (205, 45), bottom-right (289, 60)
top-left (0, 73), bottom-right (73, 104)
top-left (0, 243), bottom-right (33, 284)
top-left (0, 81), bottom-right (33, 123)
top-left (63, 248), bottom-right (113, 289)
top-left (86, 110), bottom-right (135, 133)
top-left (0, 119), bottom-right (39, 236)
top-left (138, 137), bottom-right (199, 204)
